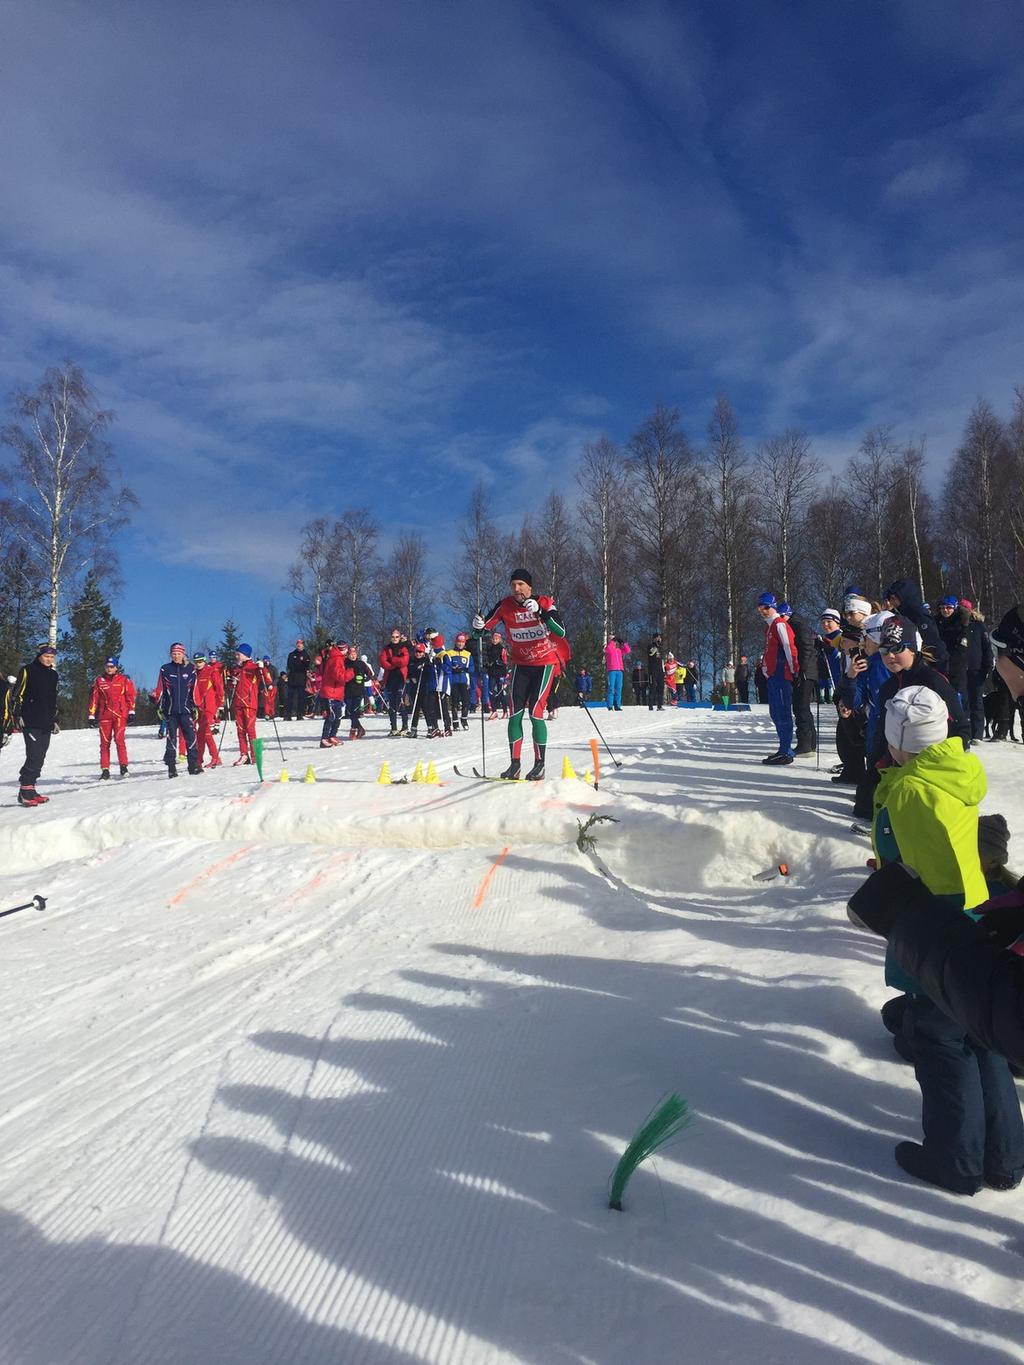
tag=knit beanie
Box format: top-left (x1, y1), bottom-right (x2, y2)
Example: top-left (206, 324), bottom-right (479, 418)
top-left (237, 643), bottom-right (253, 658)
top-left (510, 567), bottom-right (533, 588)
top-left (884, 685), bottom-right (949, 754)
top-left (978, 813), bottom-right (1010, 867)
top-left (863, 610), bottom-right (894, 639)
top-left (844, 595), bottom-right (872, 617)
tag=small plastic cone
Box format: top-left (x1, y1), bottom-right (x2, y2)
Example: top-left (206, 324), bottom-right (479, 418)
top-left (303, 765), bottom-right (316, 783)
top-left (378, 762), bottom-right (391, 785)
top-left (280, 768), bottom-right (289, 782)
top-left (561, 755), bottom-right (577, 780)
top-left (583, 768), bottom-right (593, 785)
top-left (412, 760), bottom-right (425, 783)
top-left (425, 761), bottom-right (440, 785)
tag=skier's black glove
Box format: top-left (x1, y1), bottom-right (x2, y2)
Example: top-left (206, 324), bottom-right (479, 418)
top-left (127, 711), bottom-right (136, 725)
top-left (88, 716), bottom-right (98, 727)
top-left (847, 861), bottom-right (931, 938)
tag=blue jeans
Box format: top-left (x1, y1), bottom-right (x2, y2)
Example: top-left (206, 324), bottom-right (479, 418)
top-left (685, 682), bottom-right (696, 702)
top-left (606, 670), bottom-right (622, 708)
top-left (766, 674), bottom-right (794, 755)
top-left (904, 994), bottom-right (1024, 1188)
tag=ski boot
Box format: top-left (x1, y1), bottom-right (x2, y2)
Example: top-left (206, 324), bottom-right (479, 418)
top-left (357, 725), bottom-right (366, 739)
top-left (444, 728), bottom-right (453, 737)
top-left (524, 760), bottom-right (545, 781)
top-left (18, 786), bottom-right (48, 807)
top-left (120, 765), bottom-right (129, 777)
top-left (389, 728), bottom-right (400, 737)
top-left (233, 755), bottom-right (253, 765)
top-left (461, 719), bottom-right (469, 731)
top-left (187, 761), bottom-right (204, 776)
top-left (428, 727), bottom-right (442, 738)
top-left (499, 760), bottom-right (521, 780)
top-left (405, 727), bottom-right (418, 738)
top-left (100, 768), bottom-right (110, 780)
top-left (168, 766), bottom-right (178, 779)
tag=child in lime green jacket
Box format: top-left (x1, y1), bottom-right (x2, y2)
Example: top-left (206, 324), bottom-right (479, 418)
top-left (873, 685), bottom-right (1024, 1195)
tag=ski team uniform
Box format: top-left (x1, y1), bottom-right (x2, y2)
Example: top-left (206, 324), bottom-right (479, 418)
top-left (158, 659), bottom-right (199, 773)
top-left (479, 595), bottom-right (566, 768)
top-left (88, 671), bottom-right (136, 771)
top-left (228, 659), bottom-right (262, 759)
top-left (447, 639), bottom-right (475, 728)
top-left (193, 663), bottom-right (225, 767)
top-left (319, 645), bottom-right (347, 743)
top-left (762, 609), bottom-right (799, 758)
top-left (260, 663), bottom-right (277, 718)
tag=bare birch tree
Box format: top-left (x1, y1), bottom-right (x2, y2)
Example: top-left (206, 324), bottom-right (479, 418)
top-left (752, 429), bottom-right (820, 603)
top-left (626, 405), bottom-right (694, 635)
top-left (449, 482), bottom-right (509, 615)
top-left (330, 508), bottom-right (381, 644)
top-left (380, 530), bottom-right (432, 637)
top-left (702, 395), bottom-right (753, 663)
top-left (0, 362), bottom-right (134, 647)
top-left (286, 517), bottom-right (334, 642)
top-left (575, 436), bottom-right (629, 642)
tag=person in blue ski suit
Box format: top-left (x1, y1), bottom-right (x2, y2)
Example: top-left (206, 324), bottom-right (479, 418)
top-left (159, 643), bottom-right (201, 777)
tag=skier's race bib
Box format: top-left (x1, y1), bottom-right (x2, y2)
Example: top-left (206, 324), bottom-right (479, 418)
top-left (510, 611), bottom-right (548, 644)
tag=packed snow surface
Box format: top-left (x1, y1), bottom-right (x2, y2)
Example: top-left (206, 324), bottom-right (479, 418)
top-left (1, 707), bottom-right (1023, 1364)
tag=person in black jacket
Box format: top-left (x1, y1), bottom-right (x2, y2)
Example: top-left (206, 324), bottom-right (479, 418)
top-left (884, 578), bottom-right (948, 672)
top-left (647, 634), bottom-right (665, 710)
top-left (933, 595), bottom-right (970, 700)
top-left (961, 600), bottom-right (994, 741)
top-left (867, 616), bottom-right (971, 774)
top-left (779, 604), bottom-right (817, 753)
top-left (10, 643), bottom-right (60, 806)
top-left (284, 639), bottom-right (310, 720)
top-left (735, 655), bottom-right (750, 704)
top-left (849, 862), bottom-right (1024, 1074)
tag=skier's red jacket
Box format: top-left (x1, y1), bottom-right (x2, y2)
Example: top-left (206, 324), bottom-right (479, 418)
top-left (229, 659), bottom-right (262, 709)
top-left (379, 643), bottom-right (409, 681)
top-left (482, 594), bottom-right (566, 667)
top-left (193, 665), bottom-right (224, 719)
top-left (763, 613), bottom-right (799, 682)
top-left (319, 645), bottom-right (348, 700)
top-left (89, 673), bottom-right (136, 721)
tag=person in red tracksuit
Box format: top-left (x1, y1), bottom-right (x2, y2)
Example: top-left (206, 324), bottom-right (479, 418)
top-left (192, 652), bottom-right (224, 768)
top-left (88, 656), bottom-right (136, 778)
top-left (228, 643), bottom-right (262, 764)
top-left (319, 641), bottom-right (347, 747)
top-left (260, 658), bottom-right (277, 718)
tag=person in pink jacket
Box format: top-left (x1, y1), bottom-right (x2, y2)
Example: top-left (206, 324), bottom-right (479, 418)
top-left (604, 636), bottom-right (631, 710)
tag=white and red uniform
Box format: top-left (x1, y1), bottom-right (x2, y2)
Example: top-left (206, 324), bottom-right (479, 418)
top-left (762, 613), bottom-right (798, 681)
top-left (89, 672), bottom-right (136, 768)
top-left (193, 665), bottom-right (224, 766)
top-left (228, 660), bottom-right (261, 758)
top-left (482, 595), bottom-right (563, 666)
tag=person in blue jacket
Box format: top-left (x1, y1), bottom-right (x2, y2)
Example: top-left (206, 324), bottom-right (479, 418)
top-left (158, 642), bottom-right (202, 778)
top-left (575, 667), bottom-right (592, 700)
top-left (839, 610), bottom-right (895, 820)
top-left (424, 635), bottom-right (453, 737)
top-left (446, 632), bottom-right (476, 731)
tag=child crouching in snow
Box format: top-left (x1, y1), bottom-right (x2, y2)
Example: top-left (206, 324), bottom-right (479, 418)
top-left (871, 684), bottom-right (1024, 1194)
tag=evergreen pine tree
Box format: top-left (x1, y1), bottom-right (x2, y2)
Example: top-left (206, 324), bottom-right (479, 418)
top-left (57, 571), bottom-right (123, 725)
top-left (218, 617), bottom-right (242, 663)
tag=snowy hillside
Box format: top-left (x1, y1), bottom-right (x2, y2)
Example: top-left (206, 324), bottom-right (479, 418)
top-left (1, 707), bottom-right (1022, 1364)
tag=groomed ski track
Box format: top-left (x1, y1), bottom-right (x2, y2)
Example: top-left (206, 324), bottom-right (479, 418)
top-left (1, 707), bottom-right (1023, 1364)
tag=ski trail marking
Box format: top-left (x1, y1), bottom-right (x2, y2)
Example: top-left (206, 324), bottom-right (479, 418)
top-left (282, 850), bottom-right (354, 903)
top-left (169, 845), bottom-right (253, 907)
top-left (473, 846), bottom-right (511, 907)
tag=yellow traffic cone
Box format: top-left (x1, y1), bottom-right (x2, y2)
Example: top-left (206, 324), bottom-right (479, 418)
top-left (425, 761), bottom-right (440, 785)
top-left (303, 765), bottom-right (317, 783)
top-left (377, 762), bottom-right (391, 785)
top-left (280, 767), bottom-right (290, 782)
top-left (583, 767), bottom-right (593, 786)
top-left (561, 755), bottom-right (577, 780)
top-left (412, 760), bottom-right (425, 784)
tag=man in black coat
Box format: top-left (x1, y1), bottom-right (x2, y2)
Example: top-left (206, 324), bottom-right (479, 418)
top-left (884, 578), bottom-right (948, 672)
top-left (647, 633), bottom-right (665, 710)
top-left (735, 655), bottom-right (750, 704)
top-left (934, 595), bottom-right (970, 699)
top-left (284, 638), bottom-right (310, 720)
top-left (961, 599), bottom-right (994, 741)
top-left (10, 643), bottom-right (59, 806)
top-left (779, 604), bottom-right (817, 754)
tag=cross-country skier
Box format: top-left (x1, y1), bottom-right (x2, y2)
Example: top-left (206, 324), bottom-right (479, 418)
top-left (227, 644), bottom-right (261, 764)
top-left (260, 658), bottom-right (277, 718)
top-left (192, 653), bottom-right (224, 768)
top-left (9, 642), bottom-right (59, 806)
top-left (158, 643), bottom-right (202, 778)
top-left (88, 656), bottom-right (136, 778)
top-left (473, 568), bottom-right (567, 780)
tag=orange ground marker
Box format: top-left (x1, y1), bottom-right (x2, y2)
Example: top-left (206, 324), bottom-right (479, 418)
top-left (589, 737), bottom-right (600, 789)
top-left (473, 846), bottom-right (511, 908)
top-left (169, 845), bottom-right (253, 907)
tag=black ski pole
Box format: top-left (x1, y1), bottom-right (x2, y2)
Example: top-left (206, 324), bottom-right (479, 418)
top-left (0, 894), bottom-right (46, 921)
top-left (576, 692), bottom-right (622, 768)
top-left (476, 633), bottom-right (487, 777)
top-left (815, 690), bottom-right (821, 771)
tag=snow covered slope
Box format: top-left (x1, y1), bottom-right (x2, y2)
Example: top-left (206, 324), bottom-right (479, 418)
top-left (1, 708), bottom-right (1022, 1364)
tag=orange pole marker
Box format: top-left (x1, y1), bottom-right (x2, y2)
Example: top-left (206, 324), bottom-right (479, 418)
top-left (473, 846), bottom-right (511, 908)
top-left (589, 737), bottom-right (600, 789)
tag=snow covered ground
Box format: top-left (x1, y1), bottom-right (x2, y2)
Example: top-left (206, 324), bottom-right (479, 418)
top-left (1, 706), bottom-right (1023, 1365)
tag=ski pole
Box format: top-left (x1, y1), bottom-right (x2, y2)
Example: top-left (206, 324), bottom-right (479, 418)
top-left (815, 691), bottom-right (821, 771)
top-left (0, 894), bottom-right (46, 921)
top-left (477, 635), bottom-right (487, 777)
top-left (576, 691), bottom-right (622, 768)
top-left (268, 710), bottom-right (286, 760)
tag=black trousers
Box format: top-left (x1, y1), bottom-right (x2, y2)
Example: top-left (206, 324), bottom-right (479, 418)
top-left (648, 675), bottom-right (664, 709)
top-left (19, 728), bottom-right (52, 787)
top-left (285, 682), bottom-right (306, 719)
top-left (792, 676), bottom-right (817, 751)
top-left (835, 710), bottom-right (866, 780)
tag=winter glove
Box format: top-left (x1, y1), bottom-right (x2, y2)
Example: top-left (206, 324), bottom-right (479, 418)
top-left (127, 711), bottom-right (136, 724)
top-left (88, 715), bottom-right (98, 727)
top-left (472, 614), bottom-right (485, 631)
top-left (847, 861), bottom-right (929, 937)
top-left (974, 886), bottom-right (1024, 951)
top-left (523, 598), bottom-right (540, 615)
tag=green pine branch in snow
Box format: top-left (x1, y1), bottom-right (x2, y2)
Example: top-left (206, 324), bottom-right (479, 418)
top-left (575, 812), bottom-right (618, 853)
top-left (609, 1093), bottom-right (693, 1211)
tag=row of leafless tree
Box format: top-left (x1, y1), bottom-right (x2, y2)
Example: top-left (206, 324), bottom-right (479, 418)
top-left (287, 389), bottom-right (1024, 677)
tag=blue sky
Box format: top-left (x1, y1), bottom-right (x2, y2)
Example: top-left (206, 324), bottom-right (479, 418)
top-left (2, 0), bottom-right (1023, 681)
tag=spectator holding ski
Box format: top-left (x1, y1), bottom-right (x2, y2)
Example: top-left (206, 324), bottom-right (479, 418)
top-left (473, 567), bottom-right (567, 780)
top-left (10, 642), bottom-right (59, 806)
top-left (88, 656), bottom-right (136, 779)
